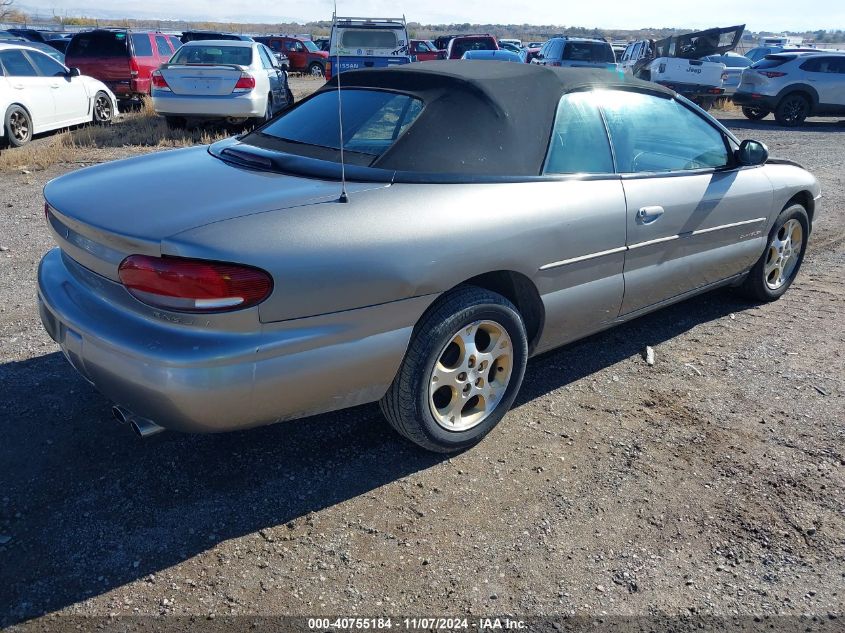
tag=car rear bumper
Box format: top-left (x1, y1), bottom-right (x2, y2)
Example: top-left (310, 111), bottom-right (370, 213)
top-left (38, 248), bottom-right (434, 434)
top-left (655, 81), bottom-right (725, 98)
top-left (732, 91), bottom-right (779, 110)
top-left (151, 90), bottom-right (266, 118)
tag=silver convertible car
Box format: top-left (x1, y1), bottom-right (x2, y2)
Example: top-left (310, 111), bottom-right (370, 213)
top-left (38, 62), bottom-right (820, 452)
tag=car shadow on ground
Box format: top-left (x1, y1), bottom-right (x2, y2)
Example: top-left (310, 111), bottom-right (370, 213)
top-left (718, 116), bottom-right (845, 133)
top-left (0, 288), bottom-right (755, 624)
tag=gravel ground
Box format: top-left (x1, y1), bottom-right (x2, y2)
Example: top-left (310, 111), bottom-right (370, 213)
top-left (0, 110), bottom-right (843, 631)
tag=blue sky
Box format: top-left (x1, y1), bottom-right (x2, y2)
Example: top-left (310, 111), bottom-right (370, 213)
top-left (15, 0), bottom-right (845, 31)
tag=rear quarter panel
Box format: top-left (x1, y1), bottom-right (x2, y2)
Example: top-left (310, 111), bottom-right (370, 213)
top-left (162, 180), bottom-right (626, 325)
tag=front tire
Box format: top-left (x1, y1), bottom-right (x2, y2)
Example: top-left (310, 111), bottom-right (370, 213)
top-left (742, 106), bottom-right (769, 121)
top-left (774, 93), bottom-right (810, 127)
top-left (738, 204), bottom-right (809, 302)
top-left (4, 105), bottom-right (33, 147)
top-left (380, 286), bottom-right (528, 453)
top-left (308, 62), bottom-right (324, 77)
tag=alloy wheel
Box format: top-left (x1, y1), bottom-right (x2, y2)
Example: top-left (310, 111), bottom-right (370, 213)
top-left (94, 95), bottom-right (112, 122)
top-left (781, 97), bottom-right (808, 125)
top-left (428, 320), bottom-right (513, 432)
top-left (9, 110), bottom-right (29, 142)
top-left (764, 218), bottom-right (804, 290)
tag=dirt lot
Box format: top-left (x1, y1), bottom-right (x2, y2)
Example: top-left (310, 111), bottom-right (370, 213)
top-left (0, 101), bottom-right (843, 631)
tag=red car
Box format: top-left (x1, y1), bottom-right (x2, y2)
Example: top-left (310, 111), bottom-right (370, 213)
top-left (446, 35), bottom-right (498, 60)
top-left (522, 46), bottom-right (541, 63)
top-left (65, 29), bottom-right (180, 103)
top-left (410, 40), bottom-right (445, 62)
top-left (255, 36), bottom-right (329, 76)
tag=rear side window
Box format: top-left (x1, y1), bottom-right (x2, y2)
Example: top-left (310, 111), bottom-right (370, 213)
top-left (155, 35), bottom-right (172, 57)
top-left (544, 92), bottom-right (613, 175)
top-left (171, 45), bottom-right (253, 66)
top-left (168, 36), bottom-right (182, 51)
top-left (339, 29), bottom-right (398, 49)
top-left (0, 50), bottom-right (38, 76)
top-left (751, 55), bottom-right (794, 69)
top-left (67, 32), bottom-right (129, 58)
top-left (257, 89), bottom-right (423, 159)
top-left (599, 90), bottom-right (728, 172)
top-left (131, 34), bottom-right (153, 57)
top-left (563, 42), bottom-right (615, 63)
top-left (800, 57), bottom-right (845, 73)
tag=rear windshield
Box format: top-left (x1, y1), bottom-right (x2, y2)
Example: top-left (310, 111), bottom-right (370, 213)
top-left (751, 55), bottom-right (794, 69)
top-left (451, 38), bottom-right (496, 57)
top-left (67, 31), bottom-right (129, 58)
top-left (171, 45), bottom-right (253, 66)
top-left (248, 89), bottom-right (423, 163)
top-left (563, 42), bottom-right (615, 63)
top-left (339, 29), bottom-right (399, 50)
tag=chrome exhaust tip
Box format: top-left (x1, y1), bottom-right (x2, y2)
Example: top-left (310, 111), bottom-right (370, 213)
top-left (112, 405), bottom-right (164, 438)
top-left (130, 416), bottom-right (165, 438)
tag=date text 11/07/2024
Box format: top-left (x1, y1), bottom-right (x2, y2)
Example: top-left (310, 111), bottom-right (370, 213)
top-left (306, 617), bottom-right (527, 630)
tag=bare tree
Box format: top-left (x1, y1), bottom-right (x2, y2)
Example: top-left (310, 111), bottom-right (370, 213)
top-left (0, 0), bottom-right (15, 21)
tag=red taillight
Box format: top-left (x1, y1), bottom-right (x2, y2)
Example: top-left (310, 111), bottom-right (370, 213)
top-left (757, 71), bottom-right (786, 78)
top-left (118, 255), bottom-right (273, 312)
top-left (325, 61), bottom-right (332, 81)
top-left (233, 72), bottom-right (256, 93)
top-left (151, 70), bottom-right (170, 91)
top-left (129, 57), bottom-right (140, 77)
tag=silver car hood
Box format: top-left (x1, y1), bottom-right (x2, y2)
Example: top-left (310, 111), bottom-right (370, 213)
top-left (43, 144), bottom-right (385, 241)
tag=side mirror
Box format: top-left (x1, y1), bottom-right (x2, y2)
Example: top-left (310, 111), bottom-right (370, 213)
top-left (737, 139), bottom-right (769, 166)
top-left (68, 67), bottom-right (81, 77)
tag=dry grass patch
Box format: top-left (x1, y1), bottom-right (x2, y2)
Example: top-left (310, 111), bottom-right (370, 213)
top-left (0, 98), bottom-right (231, 173)
top-left (713, 97), bottom-right (740, 113)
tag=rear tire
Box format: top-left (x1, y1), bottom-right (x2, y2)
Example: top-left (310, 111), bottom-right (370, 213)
top-left (774, 93), bottom-right (810, 127)
top-left (92, 91), bottom-right (113, 125)
top-left (738, 204), bottom-right (809, 302)
top-left (742, 106), bottom-right (769, 121)
top-left (285, 87), bottom-right (295, 108)
top-left (380, 286), bottom-right (528, 453)
top-left (4, 105), bottom-right (33, 147)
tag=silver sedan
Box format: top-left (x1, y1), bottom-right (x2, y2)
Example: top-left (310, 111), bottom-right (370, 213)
top-left (38, 62), bottom-right (820, 452)
top-left (151, 40), bottom-right (292, 127)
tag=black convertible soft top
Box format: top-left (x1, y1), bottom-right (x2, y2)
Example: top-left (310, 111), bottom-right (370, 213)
top-left (316, 61), bottom-right (674, 176)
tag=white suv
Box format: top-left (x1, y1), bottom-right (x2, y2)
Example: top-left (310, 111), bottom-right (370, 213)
top-left (733, 52), bottom-right (845, 126)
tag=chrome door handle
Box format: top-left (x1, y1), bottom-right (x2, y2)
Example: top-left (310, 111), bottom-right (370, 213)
top-left (637, 206), bottom-right (665, 224)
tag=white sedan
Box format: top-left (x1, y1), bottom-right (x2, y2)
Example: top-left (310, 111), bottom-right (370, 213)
top-left (0, 42), bottom-right (117, 147)
top-left (151, 40), bottom-right (293, 127)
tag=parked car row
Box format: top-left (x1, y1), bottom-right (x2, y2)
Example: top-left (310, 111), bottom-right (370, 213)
top-left (1, 42), bottom-right (116, 147)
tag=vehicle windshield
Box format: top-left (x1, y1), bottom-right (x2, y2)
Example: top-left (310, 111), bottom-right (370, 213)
top-left (171, 45), bottom-right (253, 65)
top-left (303, 40), bottom-right (320, 52)
top-left (339, 29), bottom-right (399, 49)
top-left (563, 42), bottom-right (615, 63)
top-left (247, 89), bottom-right (423, 163)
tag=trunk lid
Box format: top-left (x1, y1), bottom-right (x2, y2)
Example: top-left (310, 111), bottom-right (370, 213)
top-left (159, 64), bottom-right (245, 96)
top-left (44, 144), bottom-right (388, 281)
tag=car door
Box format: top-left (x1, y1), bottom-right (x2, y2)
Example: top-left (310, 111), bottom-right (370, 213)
top-left (597, 89), bottom-right (773, 316)
top-left (257, 45), bottom-right (283, 107)
top-left (0, 48), bottom-right (56, 127)
top-left (532, 91), bottom-right (628, 351)
top-left (26, 49), bottom-right (88, 125)
top-left (283, 39), bottom-right (305, 71)
top-left (801, 56), bottom-right (845, 108)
